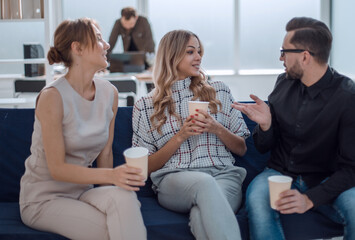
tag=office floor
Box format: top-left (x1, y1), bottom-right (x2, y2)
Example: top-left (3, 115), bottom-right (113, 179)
top-left (318, 237), bottom-right (343, 240)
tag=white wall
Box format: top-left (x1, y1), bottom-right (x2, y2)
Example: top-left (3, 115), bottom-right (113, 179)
top-left (331, 0), bottom-right (355, 78)
top-left (0, 21), bottom-right (45, 75)
top-left (214, 74), bottom-right (276, 101)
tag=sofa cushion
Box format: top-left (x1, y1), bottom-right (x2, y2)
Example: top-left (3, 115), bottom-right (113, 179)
top-left (140, 197), bottom-right (193, 240)
top-left (0, 199), bottom-right (248, 240)
top-left (0, 202), bottom-right (68, 240)
top-left (281, 211), bottom-right (344, 240)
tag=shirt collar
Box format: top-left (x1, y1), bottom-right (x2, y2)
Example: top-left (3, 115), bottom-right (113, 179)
top-left (305, 67), bottom-right (333, 99)
top-left (171, 77), bottom-right (191, 91)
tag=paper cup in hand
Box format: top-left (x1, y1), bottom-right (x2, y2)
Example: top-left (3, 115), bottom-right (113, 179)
top-left (188, 101), bottom-right (209, 117)
top-left (268, 175), bottom-right (292, 209)
top-left (123, 147), bottom-right (149, 181)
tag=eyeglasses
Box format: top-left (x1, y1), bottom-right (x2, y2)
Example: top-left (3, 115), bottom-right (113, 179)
top-left (280, 48), bottom-right (315, 57)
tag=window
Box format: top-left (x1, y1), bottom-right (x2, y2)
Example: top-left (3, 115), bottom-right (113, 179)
top-left (62, 0), bottom-right (137, 53)
top-left (149, 0), bottom-right (322, 73)
top-left (331, 0), bottom-right (355, 77)
top-left (239, 0), bottom-right (321, 72)
top-left (148, 0), bottom-right (234, 71)
top-left (0, 0), bottom-right (339, 76)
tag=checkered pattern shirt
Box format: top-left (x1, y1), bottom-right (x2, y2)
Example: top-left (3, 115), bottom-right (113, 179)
top-left (132, 78), bottom-right (250, 175)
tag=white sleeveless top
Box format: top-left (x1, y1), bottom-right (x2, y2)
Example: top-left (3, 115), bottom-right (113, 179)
top-left (20, 77), bottom-right (115, 205)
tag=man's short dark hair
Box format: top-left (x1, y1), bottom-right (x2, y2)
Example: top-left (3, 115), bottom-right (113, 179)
top-left (286, 17), bottom-right (332, 64)
top-left (121, 7), bottom-right (137, 20)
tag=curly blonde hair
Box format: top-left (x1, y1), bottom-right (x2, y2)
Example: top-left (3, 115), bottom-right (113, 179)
top-left (151, 30), bottom-right (221, 134)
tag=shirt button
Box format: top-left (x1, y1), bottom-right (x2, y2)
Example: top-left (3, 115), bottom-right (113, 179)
top-left (290, 161), bottom-right (294, 165)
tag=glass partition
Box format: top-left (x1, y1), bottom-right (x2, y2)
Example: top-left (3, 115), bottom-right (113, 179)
top-left (331, 0), bottom-right (355, 77)
top-left (62, 0), bottom-right (137, 53)
top-left (148, 0), bottom-right (234, 70)
top-left (239, 0), bottom-right (321, 71)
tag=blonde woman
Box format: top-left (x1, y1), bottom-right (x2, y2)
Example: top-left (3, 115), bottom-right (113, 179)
top-left (19, 18), bottom-right (146, 240)
top-left (132, 30), bottom-right (250, 240)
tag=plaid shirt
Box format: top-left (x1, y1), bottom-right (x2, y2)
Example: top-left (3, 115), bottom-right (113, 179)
top-left (132, 78), bottom-right (250, 175)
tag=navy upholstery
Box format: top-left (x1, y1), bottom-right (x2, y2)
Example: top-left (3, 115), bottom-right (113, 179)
top-left (0, 107), bottom-right (343, 239)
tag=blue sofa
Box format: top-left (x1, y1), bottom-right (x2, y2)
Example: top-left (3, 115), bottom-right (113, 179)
top-left (0, 107), bottom-right (343, 240)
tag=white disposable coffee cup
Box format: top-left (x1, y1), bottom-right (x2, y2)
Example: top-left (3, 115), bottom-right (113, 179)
top-left (188, 101), bottom-right (209, 117)
top-left (123, 147), bottom-right (149, 180)
top-left (268, 175), bottom-right (293, 210)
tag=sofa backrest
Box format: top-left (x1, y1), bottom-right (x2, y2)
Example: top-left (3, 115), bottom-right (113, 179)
top-left (0, 109), bottom-right (34, 202)
top-left (0, 106), bottom-right (269, 202)
top-left (112, 107), bottom-right (155, 197)
top-left (0, 107), bottom-right (155, 202)
top-left (232, 116), bottom-right (269, 193)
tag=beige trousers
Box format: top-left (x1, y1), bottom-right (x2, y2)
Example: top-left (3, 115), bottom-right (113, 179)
top-left (21, 186), bottom-right (147, 240)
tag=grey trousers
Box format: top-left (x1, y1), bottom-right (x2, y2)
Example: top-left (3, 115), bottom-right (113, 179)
top-left (152, 165), bottom-right (246, 240)
top-left (20, 186), bottom-right (147, 240)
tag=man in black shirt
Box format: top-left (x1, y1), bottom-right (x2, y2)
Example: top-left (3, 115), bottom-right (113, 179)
top-left (233, 17), bottom-right (355, 240)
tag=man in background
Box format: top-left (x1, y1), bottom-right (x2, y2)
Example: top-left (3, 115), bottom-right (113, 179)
top-left (108, 7), bottom-right (155, 56)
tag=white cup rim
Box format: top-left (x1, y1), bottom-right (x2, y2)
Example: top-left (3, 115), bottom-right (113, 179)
top-left (188, 101), bottom-right (209, 104)
top-left (123, 147), bottom-right (149, 158)
top-left (268, 175), bottom-right (292, 183)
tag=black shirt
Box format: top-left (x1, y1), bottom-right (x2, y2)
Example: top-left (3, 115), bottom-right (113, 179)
top-left (253, 67), bottom-right (355, 207)
top-left (128, 37), bottom-right (138, 51)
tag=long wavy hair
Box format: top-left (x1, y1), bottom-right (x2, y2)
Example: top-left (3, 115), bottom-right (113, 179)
top-left (151, 30), bottom-right (221, 134)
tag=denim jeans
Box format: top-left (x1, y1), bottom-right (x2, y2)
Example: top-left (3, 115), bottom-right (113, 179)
top-left (246, 168), bottom-right (355, 240)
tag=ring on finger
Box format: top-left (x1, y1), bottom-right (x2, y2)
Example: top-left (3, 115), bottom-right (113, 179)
top-left (126, 180), bottom-right (129, 185)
